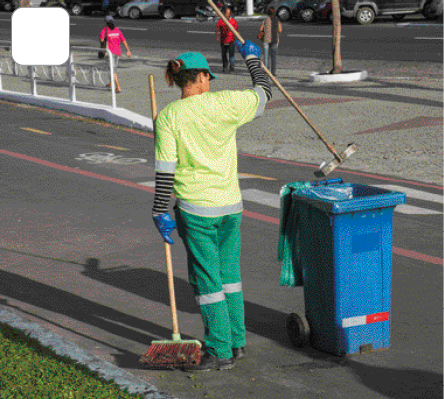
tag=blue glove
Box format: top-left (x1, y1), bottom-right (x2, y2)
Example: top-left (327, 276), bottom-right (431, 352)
top-left (153, 212), bottom-right (176, 245)
top-left (235, 40), bottom-right (261, 59)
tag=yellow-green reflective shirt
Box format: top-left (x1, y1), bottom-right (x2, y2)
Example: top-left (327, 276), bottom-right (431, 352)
top-left (155, 87), bottom-right (266, 216)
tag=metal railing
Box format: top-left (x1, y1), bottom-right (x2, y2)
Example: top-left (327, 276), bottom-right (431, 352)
top-left (0, 42), bottom-right (117, 108)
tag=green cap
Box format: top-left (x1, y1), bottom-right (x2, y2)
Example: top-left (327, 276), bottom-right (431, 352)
top-left (176, 52), bottom-right (217, 80)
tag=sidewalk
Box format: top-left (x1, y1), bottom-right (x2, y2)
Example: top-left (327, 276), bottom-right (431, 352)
top-left (0, 48), bottom-right (441, 184)
top-left (0, 48), bottom-right (442, 399)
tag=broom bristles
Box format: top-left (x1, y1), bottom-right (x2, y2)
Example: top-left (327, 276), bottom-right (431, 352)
top-left (139, 341), bottom-right (201, 368)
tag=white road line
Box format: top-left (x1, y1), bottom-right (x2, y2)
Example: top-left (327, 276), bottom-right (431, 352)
top-left (373, 185), bottom-right (443, 204)
top-left (415, 37), bottom-right (444, 40)
top-left (387, 204), bottom-right (442, 215)
top-left (287, 34), bottom-right (345, 38)
top-left (119, 27), bottom-right (148, 31)
top-left (242, 187), bottom-right (443, 216)
top-left (188, 31), bottom-right (214, 34)
top-left (242, 189), bottom-right (280, 209)
top-left (374, 185), bottom-right (442, 215)
top-left (398, 23), bottom-right (444, 27)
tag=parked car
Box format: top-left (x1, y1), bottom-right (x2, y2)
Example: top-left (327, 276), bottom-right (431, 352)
top-left (292, 0), bottom-right (322, 21)
top-left (265, 0), bottom-right (301, 21)
top-left (320, 0), bottom-right (444, 24)
top-left (315, 0), bottom-right (332, 21)
top-left (65, 0), bottom-right (131, 16)
top-left (119, 0), bottom-right (159, 18)
top-left (157, 0), bottom-right (207, 19)
top-left (423, 0), bottom-right (443, 19)
top-left (266, 0), bottom-right (322, 21)
top-left (0, 0), bottom-right (17, 11)
top-left (39, 0), bottom-right (68, 8)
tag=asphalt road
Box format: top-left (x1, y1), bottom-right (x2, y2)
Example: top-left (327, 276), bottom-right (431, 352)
top-left (0, 11), bottom-right (443, 62)
top-left (0, 10), bottom-right (442, 398)
top-left (0, 99), bottom-right (442, 399)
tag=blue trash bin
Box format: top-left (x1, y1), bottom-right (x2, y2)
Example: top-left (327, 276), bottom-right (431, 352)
top-left (287, 179), bottom-right (406, 356)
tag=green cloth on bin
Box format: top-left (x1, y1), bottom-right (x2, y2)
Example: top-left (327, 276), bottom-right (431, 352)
top-left (278, 181), bottom-right (311, 287)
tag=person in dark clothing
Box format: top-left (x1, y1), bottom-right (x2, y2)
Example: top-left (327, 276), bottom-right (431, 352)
top-left (258, 7), bottom-right (282, 76)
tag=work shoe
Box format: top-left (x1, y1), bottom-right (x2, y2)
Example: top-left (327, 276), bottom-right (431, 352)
top-left (183, 352), bottom-right (235, 371)
top-left (232, 347), bottom-right (246, 360)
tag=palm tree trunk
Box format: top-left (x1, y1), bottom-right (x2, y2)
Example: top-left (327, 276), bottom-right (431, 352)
top-left (330, 0), bottom-right (342, 74)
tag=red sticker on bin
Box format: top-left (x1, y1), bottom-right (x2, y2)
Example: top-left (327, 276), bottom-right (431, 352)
top-left (342, 312), bottom-right (389, 328)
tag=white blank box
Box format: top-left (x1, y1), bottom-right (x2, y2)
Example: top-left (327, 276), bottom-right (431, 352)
top-left (12, 8), bottom-right (70, 66)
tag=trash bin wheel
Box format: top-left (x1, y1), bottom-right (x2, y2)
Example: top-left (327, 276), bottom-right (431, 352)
top-left (287, 313), bottom-right (311, 348)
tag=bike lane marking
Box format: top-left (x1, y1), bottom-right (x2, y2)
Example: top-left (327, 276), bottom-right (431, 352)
top-left (75, 152), bottom-right (148, 165)
top-left (0, 149), bottom-right (155, 193)
top-left (0, 149), bottom-right (441, 267)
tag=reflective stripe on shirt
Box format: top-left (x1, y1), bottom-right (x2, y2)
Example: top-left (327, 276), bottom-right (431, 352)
top-left (155, 159), bottom-right (177, 173)
top-left (177, 199), bottom-right (243, 217)
top-left (253, 86), bottom-right (267, 119)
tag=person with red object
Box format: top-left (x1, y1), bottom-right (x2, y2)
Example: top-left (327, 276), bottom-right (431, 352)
top-left (100, 16), bottom-right (132, 93)
top-left (216, 7), bottom-right (238, 73)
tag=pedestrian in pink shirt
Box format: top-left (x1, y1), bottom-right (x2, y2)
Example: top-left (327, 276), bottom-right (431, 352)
top-left (100, 16), bottom-right (132, 93)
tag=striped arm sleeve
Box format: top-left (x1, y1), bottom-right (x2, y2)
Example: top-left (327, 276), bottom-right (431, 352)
top-left (245, 56), bottom-right (272, 102)
top-left (152, 171), bottom-right (175, 216)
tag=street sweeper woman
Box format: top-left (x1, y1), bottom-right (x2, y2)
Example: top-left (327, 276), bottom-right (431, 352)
top-left (151, 42), bottom-right (272, 371)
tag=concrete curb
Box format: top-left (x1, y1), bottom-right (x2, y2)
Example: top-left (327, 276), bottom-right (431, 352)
top-left (309, 70), bottom-right (368, 83)
top-left (0, 90), bottom-right (153, 132)
top-left (0, 306), bottom-right (180, 399)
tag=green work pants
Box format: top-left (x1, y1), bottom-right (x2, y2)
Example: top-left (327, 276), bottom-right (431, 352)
top-left (174, 207), bottom-right (245, 359)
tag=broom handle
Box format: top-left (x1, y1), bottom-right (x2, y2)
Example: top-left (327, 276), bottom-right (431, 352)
top-left (149, 74), bottom-right (157, 121)
top-left (165, 242), bottom-right (180, 337)
top-left (149, 74), bottom-right (180, 338)
top-left (207, 0), bottom-right (341, 160)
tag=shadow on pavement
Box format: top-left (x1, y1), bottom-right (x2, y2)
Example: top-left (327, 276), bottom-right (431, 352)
top-left (1, 267), bottom-right (441, 398)
top-left (0, 297), bottom-right (143, 368)
top-left (83, 262), bottom-right (200, 314)
top-left (0, 269), bottom-right (182, 347)
top-left (346, 360), bottom-right (443, 399)
top-left (281, 79), bottom-right (443, 108)
top-left (82, 261), bottom-right (293, 349)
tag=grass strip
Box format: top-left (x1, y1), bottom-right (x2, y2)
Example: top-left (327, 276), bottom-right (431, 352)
top-left (0, 322), bottom-right (145, 399)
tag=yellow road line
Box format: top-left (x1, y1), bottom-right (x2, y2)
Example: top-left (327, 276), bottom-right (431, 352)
top-left (238, 173), bottom-right (277, 181)
top-left (21, 127), bottom-right (51, 135)
top-left (96, 145), bottom-right (130, 151)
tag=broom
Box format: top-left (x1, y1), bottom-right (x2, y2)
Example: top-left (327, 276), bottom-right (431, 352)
top-left (139, 74), bottom-right (202, 368)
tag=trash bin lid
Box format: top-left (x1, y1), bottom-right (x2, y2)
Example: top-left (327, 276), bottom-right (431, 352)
top-left (292, 183), bottom-right (406, 214)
